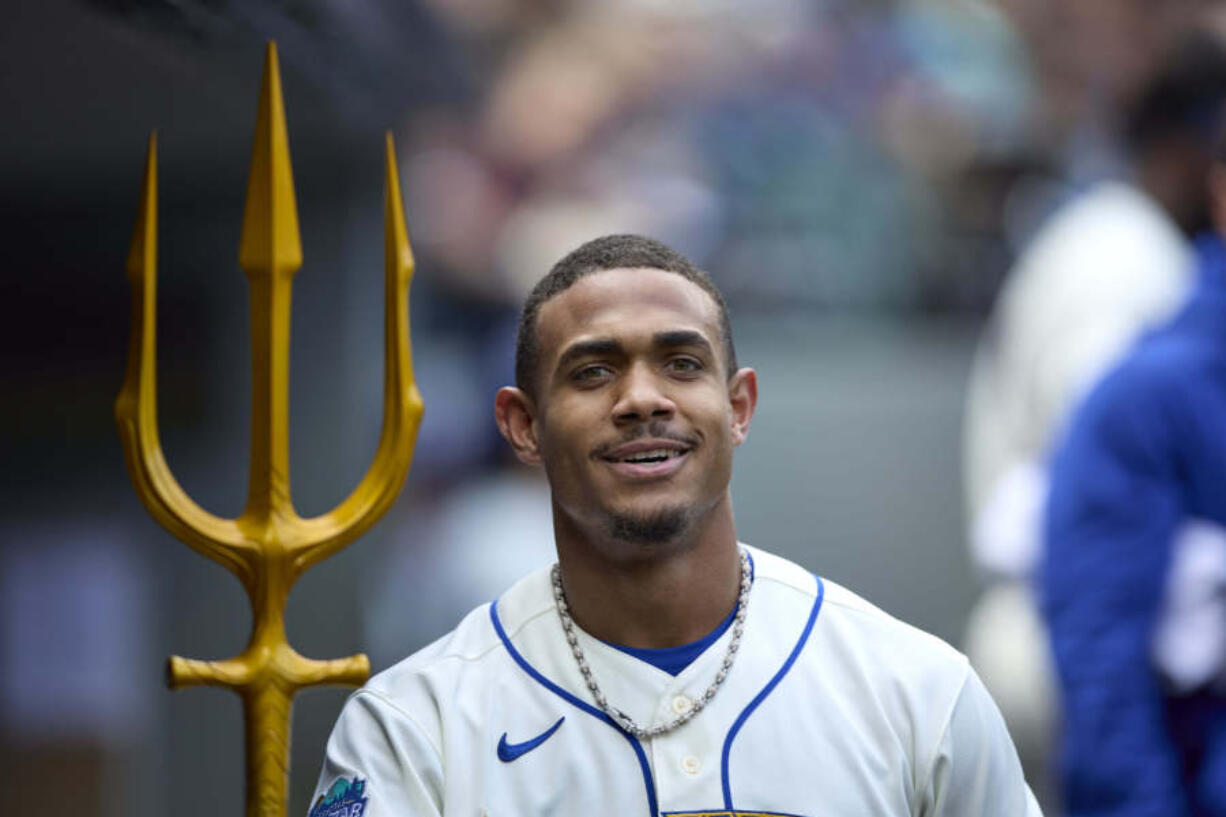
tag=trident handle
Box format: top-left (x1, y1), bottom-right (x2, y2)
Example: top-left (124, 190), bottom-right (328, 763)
top-left (116, 42), bottom-right (423, 817)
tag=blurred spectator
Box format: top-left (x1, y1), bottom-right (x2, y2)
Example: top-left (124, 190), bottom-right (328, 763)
top-left (963, 29), bottom-right (1226, 807)
top-left (1041, 163), bottom-right (1226, 815)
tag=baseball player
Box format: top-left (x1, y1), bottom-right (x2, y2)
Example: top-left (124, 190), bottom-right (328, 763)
top-left (310, 235), bottom-right (1041, 816)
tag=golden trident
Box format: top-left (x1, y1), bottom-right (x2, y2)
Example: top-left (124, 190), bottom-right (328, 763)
top-left (116, 42), bottom-right (424, 817)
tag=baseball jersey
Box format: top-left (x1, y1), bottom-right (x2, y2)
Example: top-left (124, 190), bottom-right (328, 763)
top-left (310, 546), bottom-right (1041, 816)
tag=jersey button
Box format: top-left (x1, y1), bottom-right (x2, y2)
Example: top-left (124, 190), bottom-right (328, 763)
top-left (671, 695), bottom-right (693, 715)
top-left (681, 755), bottom-right (702, 775)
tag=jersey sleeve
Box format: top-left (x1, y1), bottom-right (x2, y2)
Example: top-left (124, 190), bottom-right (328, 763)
top-left (307, 689), bottom-right (444, 817)
top-left (918, 667), bottom-right (1043, 817)
top-left (1040, 365), bottom-right (1188, 816)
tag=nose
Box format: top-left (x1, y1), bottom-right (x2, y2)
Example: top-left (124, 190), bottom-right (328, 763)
top-left (612, 363), bottom-right (676, 424)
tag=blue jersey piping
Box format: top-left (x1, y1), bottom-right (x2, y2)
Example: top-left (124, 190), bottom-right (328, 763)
top-left (720, 574), bottom-right (825, 810)
top-left (490, 601), bottom-right (659, 817)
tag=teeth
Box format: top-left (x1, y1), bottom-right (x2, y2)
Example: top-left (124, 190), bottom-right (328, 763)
top-left (622, 449), bottom-right (679, 463)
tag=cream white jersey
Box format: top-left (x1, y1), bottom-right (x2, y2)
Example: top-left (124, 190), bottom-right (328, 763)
top-left (310, 546), bottom-right (1041, 817)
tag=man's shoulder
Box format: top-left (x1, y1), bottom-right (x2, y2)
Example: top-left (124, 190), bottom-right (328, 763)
top-left (819, 576), bottom-right (968, 674)
top-left (750, 544), bottom-right (968, 680)
top-left (998, 181), bottom-right (1190, 333)
top-left (1029, 181), bottom-right (1184, 263)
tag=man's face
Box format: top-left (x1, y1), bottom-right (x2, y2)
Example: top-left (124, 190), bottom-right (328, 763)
top-left (506, 267), bottom-right (755, 556)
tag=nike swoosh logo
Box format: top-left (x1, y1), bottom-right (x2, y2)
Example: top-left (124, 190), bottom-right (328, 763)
top-left (497, 716), bottom-right (565, 762)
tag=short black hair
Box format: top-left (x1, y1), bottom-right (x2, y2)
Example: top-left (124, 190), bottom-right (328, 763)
top-left (1124, 30), bottom-right (1226, 158)
top-left (514, 234), bottom-right (737, 396)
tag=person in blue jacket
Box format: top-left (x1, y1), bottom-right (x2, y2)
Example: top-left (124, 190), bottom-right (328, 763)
top-left (1042, 216), bottom-right (1226, 816)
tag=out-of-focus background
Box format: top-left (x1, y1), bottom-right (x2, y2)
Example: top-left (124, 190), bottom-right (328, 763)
top-left (1, 0), bottom-right (1213, 814)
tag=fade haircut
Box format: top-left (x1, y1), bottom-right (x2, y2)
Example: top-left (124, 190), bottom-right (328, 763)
top-left (514, 234), bottom-right (737, 396)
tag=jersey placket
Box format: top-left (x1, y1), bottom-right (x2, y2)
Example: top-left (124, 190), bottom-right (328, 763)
top-left (643, 617), bottom-right (751, 812)
top-left (647, 684), bottom-right (727, 810)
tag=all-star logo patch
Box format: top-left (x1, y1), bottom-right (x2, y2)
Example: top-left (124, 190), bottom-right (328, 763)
top-left (309, 776), bottom-right (368, 817)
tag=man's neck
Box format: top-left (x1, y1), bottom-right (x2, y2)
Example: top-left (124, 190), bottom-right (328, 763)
top-left (552, 501), bottom-right (743, 649)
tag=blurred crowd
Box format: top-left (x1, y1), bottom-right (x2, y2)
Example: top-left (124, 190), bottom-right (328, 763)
top-left (406, 0), bottom-right (1026, 320)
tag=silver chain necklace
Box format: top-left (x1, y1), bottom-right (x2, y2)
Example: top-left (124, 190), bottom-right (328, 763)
top-left (550, 549), bottom-right (752, 740)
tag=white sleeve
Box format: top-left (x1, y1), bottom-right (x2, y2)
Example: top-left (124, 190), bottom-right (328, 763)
top-left (307, 689), bottom-right (444, 817)
top-left (917, 667), bottom-right (1043, 817)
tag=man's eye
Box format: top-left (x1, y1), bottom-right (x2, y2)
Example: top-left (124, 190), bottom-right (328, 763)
top-left (667, 357), bottom-right (702, 373)
top-left (573, 364), bottom-right (614, 382)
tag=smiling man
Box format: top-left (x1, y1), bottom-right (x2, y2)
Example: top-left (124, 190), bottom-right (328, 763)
top-left (310, 235), bottom-right (1041, 816)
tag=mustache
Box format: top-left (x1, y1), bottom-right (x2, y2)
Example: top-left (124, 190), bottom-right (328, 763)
top-left (591, 422), bottom-right (697, 458)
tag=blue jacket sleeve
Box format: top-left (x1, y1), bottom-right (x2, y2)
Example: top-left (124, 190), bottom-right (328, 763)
top-left (1040, 363), bottom-right (1188, 817)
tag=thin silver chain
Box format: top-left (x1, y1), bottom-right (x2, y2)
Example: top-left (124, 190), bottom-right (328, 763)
top-left (550, 549), bottom-right (752, 740)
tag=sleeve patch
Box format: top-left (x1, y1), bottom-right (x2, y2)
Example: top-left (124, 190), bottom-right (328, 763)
top-left (309, 776), bottom-right (368, 817)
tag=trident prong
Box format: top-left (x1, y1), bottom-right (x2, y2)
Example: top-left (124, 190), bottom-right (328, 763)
top-left (292, 130), bottom-right (422, 576)
top-left (115, 130), bottom-right (259, 590)
top-left (116, 42), bottom-right (423, 817)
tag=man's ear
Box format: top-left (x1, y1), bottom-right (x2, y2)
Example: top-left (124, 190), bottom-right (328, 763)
top-left (495, 387), bottom-right (542, 465)
top-left (727, 367), bottom-right (758, 446)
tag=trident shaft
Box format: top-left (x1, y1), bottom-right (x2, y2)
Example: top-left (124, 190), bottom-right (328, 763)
top-left (116, 42), bottom-right (423, 817)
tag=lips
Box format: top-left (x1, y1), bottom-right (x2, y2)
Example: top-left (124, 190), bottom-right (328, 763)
top-left (617, 448), bottom-right (684, 465)
top-left (600, 437), bottom-right (692, 461)
top-left (597, 437), bottom-right (694, 479)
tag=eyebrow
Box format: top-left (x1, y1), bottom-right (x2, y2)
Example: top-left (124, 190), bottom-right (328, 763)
top-left (652, 330), bottom-right (713, 355)
top-left (556, 338), bottom-right (625, 372)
